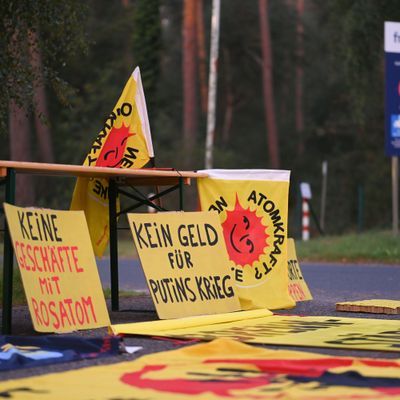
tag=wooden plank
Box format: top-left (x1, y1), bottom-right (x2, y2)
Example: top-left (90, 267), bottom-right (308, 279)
top-left (336, 299), bottom-right (400, 315)
top-left (123, 176), bottom-right (191, 186)
top-left (0, 167), bottom-right (7, 177)
top-left (0, 161), bottom-right (207, 183)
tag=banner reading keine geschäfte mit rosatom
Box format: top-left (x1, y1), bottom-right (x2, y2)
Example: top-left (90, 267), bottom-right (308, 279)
top-left (198, 169), bottom-right (295, 311)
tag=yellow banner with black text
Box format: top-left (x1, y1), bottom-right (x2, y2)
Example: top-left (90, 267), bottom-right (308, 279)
top-left (71, 67), bottom-right (154, 257)
top-left (198, 169), bottom-right (295, 310)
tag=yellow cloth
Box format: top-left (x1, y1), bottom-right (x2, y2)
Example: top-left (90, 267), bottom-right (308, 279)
top-left (111, 314), bottom-right (400, 352)
top-left (71, 67), bottom-right (153, 257)
top-left (2, 338), bottom-right (400, 399)
top-left (198, 169), bottom-right (295, 310)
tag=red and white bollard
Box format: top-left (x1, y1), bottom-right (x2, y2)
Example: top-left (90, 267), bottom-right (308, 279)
top-left (302, 198), bottom-right (310, 241)
top-left (300, 182), bottom-right (312, 241)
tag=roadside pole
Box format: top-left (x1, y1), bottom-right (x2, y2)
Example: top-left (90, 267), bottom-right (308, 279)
top-left (392, 157), bottom-right (399, 235)
top-left (320, 160), bottom-right (328, 232)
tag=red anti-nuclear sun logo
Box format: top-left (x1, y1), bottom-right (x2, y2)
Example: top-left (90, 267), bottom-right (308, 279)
top-left (96, 123), bottom-right (135, 168)
top-left (222, 195), bottom-right (269, 267)
top-left (120, 357), bottom-right (400, 398)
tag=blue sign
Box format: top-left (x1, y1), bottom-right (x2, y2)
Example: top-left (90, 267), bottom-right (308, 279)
top-left (385, 22), bottom-right (400, 156)
top-left (385, 52), bottom-right (400, 156)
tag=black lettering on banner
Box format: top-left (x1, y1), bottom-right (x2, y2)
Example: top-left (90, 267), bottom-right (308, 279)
top-left (87, 155), bottom-right (97, 166)
top-left (120, 102), bottom-right (132, 116)
top-left (234, 268), bottom-right (243, 282)
top-left (168, 250), bottom-right (193, 269)
top-left (17, 211), bottom-right (62, 242)
top-left (0, 387), bottom-right (48, 398)
top-left (288, 260), bottom-right (302, 280)
top-left (120, 147), bottom-right (139, 168)
top-left (326, 329), bottom-right (400, 348)
top-left (208, 196), bottom-right (228, 214)
top-left (92, 179), bottom-right (108, 200)
top-left (178, 224), bottom-right (218, 247)
top-left (246, 190), bottom-right (286, 270)
top-left (173, 319), bottom-right (353, 342)
top-left (148, 277), bottom-right (197, 304)
top-left (18, 211), bottom-right (30, 239)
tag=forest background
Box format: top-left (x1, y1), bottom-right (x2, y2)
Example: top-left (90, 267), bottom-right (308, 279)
top-left (2, 0), bottom-right (400, 239)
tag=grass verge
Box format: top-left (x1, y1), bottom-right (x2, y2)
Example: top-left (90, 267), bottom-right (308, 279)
top-left (296, 230), bottom-right (400, 263)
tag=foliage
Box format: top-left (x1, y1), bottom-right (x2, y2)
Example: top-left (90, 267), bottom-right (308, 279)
top-left (3, 0), bottom-right (400, 235)
top-left (0, 0), bottom-right (87, 136)
top-left (132, 0), bottom-right (161, 120)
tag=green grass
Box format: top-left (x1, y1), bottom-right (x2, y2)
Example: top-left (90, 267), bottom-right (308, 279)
top-left (296, 230), bottom-right (400, 263)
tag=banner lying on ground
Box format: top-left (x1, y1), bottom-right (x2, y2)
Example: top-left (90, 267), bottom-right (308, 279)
top-left (0, 336), bottom-right (120, 371)
top-left (4, 204), bottom-right (110, 332)
top-left (111, 310), bottom-right (400, 352)
top-left (287, 238), bottom-right (312, 302)
top-left (198, 169), bottom-right (295, 310)
top-left (71, 67), bottom-right (154, 257)
top-left (1, 339), bottom-right (400, 399)
top-left (128, 212), bottom-right (241, 319)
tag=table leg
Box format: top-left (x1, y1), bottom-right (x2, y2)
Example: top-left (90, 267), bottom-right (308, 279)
top-left (179, 177), bottom-right (184, 210)
top-left (109, 179), bottom-right (119, 311)
top-left (2, 169), bottom-right (16, 334)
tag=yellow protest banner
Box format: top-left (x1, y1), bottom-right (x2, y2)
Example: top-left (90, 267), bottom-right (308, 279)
top-left (71, 67), bottom-right (154, 257)
top-left (4, 204), bottom-right (110, 332)
top-left (287, 238), bottom-right (312, 302)
top-left (198, 169), bottom-right (295, 310)
top-left (128, 212), bottom-right (241, 319)
top-left (111, 313), bottom-right (400, 352)
top-left (1, 338), bottom-right (400, 399)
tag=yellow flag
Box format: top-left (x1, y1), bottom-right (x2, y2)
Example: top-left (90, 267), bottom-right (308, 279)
top-left (198, 169), bottom-right (295, 310)
top-left (71, 67), bottom-right (154, 257)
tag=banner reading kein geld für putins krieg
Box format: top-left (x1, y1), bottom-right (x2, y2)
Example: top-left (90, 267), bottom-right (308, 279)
top-left (197, 170), bottom-right (295, 311)
top-left (70, 67), bottom-right (154, 257)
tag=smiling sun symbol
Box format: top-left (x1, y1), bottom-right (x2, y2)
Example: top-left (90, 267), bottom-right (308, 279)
top-left (222, 196), bottom-right (269, 267)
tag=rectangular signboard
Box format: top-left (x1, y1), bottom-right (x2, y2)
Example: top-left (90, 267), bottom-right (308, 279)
top-left (4, 204), bottom-right (110, 332)
top-left (128, 211), bottom-right (241, 319)
top-left (385, 21), bottom-right (400, 156)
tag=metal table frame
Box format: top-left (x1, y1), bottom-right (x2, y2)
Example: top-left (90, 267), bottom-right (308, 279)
top-left (0, 161), bottom-right (206, 334)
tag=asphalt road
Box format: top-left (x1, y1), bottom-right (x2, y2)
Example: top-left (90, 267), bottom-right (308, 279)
top-left (1, 261), bottom-right (399, 382)
top-left (97, 259), bottom-right (400, 311)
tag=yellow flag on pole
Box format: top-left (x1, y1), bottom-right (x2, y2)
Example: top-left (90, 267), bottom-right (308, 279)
top-left (197, 169), bottom-right (295, 311)
top-left (71, 67), bottom-right (154, 257)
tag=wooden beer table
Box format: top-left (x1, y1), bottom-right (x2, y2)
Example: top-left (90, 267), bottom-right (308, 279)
top-left (0, 161), bottom-right (207, 333)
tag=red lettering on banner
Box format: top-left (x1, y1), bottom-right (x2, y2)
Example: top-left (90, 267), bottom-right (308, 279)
top-left (288, 283), bottom-right (306, 301)
top-left (59, 300), bottom-right (71, 328)
top-left (31, 298), bottom-right (42, 325)
top-left (82, 296), bottom-right (97, 323)
top-left (30, 297), bottom-right (98, 329)
top-left (49, 301), bottom-right (60, 329)
top-left (71, 246), bottom-right (84, 273)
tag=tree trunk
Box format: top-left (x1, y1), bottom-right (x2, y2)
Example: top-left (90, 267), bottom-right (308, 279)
top-left (9, 100), bottom-right (35, 206)
top-left (29, 30), bottom-right (54, 163)
top-left (295, 0), bottom-right (305, 155)
top-left (196, 0), bottom-right (208, 115)
top-left (182, 0), bottom-right (198, 164)
top-left (258, 0), bottom-right (280, 168)
top-left (222, 48), bottom-right (234, 145)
